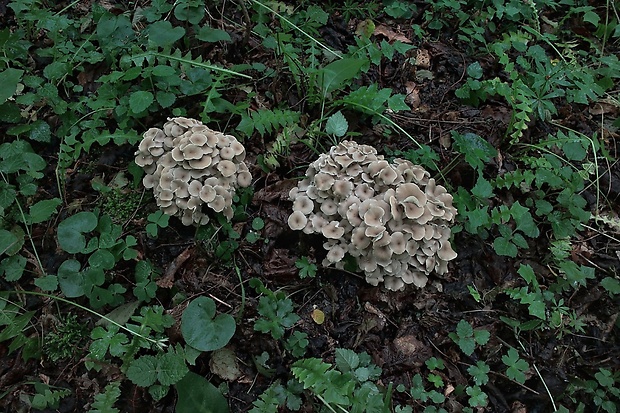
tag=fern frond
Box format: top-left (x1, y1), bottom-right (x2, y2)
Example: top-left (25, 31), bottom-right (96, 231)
top-left (237, 108), bottom-right (301, 137)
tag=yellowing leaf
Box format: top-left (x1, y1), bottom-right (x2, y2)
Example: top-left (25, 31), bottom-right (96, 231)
top-left (311, 308), bottom-right (325, 325)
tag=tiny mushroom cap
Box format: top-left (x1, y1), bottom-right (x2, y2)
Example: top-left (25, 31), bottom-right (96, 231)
top-left (219, 146), bottom-right (235, 160)
top-left (208, 195), bottom-right (226, 212)
top-left (230, 141), bottom-right (245, 156)
top-left (173, 167), bottom-right (191, 182)
top-left (288, 210), bottom-right (308, 230)
top-left (326, 245), bottom-right (346, 263)
top-left (181, 144), bottom-right (203, 160)
top-left (159, 152), bottom-right (176, 168)
top-left (143, 174), bottom-right (158, 189)
top-left (320, 199), bottom-right (338, 216)
top-left (237, 171), bottom-right (252, 187)
top-left (310, 214), bottom-right (329, 231)
top-left (322, 221), bottom-right (345, 239)
top-left (383, 276), bottom-right (405, 291)
top-left (332, 179), bottom-right (353, 198)
top-left (199, 185), bottom-right (216, 203)
top-left (135, 153), bottom-right (153, 167)
top-left (171, 146), bottom-right (185, 162)
top-left (188, 180), bottom-right (203, 197)
top-left (390, 231), bottom-right (407, 255)
top-left (365, 225), bottom-right (385, 239)
top-left (171, 180), bottom-right (189, 198)
top-left (363, 206), bottom-right (385, 227)
top-left (401, 269), bottom-right (428, 288)
top-left (189, 133), bottom-right (208, 146)
top-left (293, 196), bottom-right (314, 215)
top-left (159, 189), bottom-right (174, 202)
top-left (217, 160), bottom-right (237, 177)
top-left (437, 241), bottom-right (458, 261)
top-left (186, 196), bottom-right (201, 211)
top-left (378, 165), bottom-right (398, 185)
top-left (205, 132), bottom-right (219, 147)
top-left (355, 183), bottom-right (374, 201)
top-left (351, 226), bottom-right (371, 249)
top-left (189, 155), bottom-right (212, 169)
top-left (314, 173), bottom-right (335, 191)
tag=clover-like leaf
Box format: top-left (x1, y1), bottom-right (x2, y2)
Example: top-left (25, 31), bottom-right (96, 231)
top-left (57, 211), bottom-right (98, 254)
top-left (181, 296), bottom-right (236, 351)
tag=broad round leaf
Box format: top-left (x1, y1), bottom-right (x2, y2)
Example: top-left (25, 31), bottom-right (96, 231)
top-left (181, 297), bottom-right (235, 351)
top-left (175, 372), bottom-right (229, 413)
top-left (57, 211), bottom-right (98, 254)
top-left (129, 91), bottom-right (154, 114)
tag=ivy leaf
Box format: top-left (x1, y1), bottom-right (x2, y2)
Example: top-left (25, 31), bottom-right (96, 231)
top-left (29, 198), bottom-right (62, 224)
top-left (181, 296), bottom-right (236, 351)
top-left (127, 355), bottom-right (158, 387)
top-left (57, 211), bottom-right (98, 254)
top-left (129, 91), bottom-right (154, 114)
top-left (147, 20), bottom-right (185, 47)
top-left (325, 111), bottom-right (348, 137)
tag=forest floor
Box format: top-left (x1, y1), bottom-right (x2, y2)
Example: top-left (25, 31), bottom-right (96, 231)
top-left (0, 0), bottom-right (619, 412)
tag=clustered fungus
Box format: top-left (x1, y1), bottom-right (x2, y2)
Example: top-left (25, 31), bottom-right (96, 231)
top-left (135, 117), bottom-right (251, 226)
top-left (288, 140), bottom-right (457, 291)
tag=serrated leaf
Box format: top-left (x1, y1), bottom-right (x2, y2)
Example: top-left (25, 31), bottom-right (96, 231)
top-left (29, 120), bottom-right (52, 142)
top-left (0, 229), bottom-right (20, 256)
top-left (467, 62), bottom-right (483, 79)
top-left (129, 91), bottom-right (154, 114)
top-left (452, 131), bottom-right (497, 171)
top-left (127, 355), bottom-right (158, 386)
top-left (88, 382), bottom-right (121, 413)
top-left (0, 68), bottom-right (24, 104)
top-left (157, 351), bottom-right (189, 386)
top-left (181, 296), bottom-right (236, 351)
top-left (175, 372), bottom-right (230, 413)
top-left (335, 348), bottom-right (360, 373)
top-left (493, 237), bottom-right (517, 257)
top-left (29, 198), bottom-right (61, 224)
top-left (325, 111), bottom-right (348, 137)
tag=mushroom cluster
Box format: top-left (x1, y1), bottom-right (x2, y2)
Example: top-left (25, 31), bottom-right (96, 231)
top-left (135, 117), bottom-right (252, 226)
top-left (288, 140), bottom-right (457, 291)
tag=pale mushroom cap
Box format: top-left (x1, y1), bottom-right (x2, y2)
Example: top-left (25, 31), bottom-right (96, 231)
top-left (219, 146), bottom-right (235, 160)
top-left (237, 171), bottom-right (252, 187)
top-left (199, 185), bottom-right (216, 203)
top-left (320, 199), bottom-right (338, 216)
top-left (189, 133), bottom-right (208, 146)
top-left (293, 196), bottom-right (314, 215)
top-left (322, 221), bottom-right (345, 239)
top-left (437, 240), bottom-right (457, 261)
top-left (143, 174), bottom-right (158, 189)
top-left (208, 194), bottom-right (226, 212)
top-left (188, 180), bottom-right (203, 197)
top-left (288, 210), bottom-right (308, 230)
top-left (217, 160), bottom-right (237, 177)
top-left (314, 173), bottom-right (335, 191)
top-left (363, 206), bottom-right (385, 227)
top-left (326, 245), bottom-right (346, 263)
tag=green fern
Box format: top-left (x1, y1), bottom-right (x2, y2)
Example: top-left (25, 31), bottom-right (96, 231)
top-left (237, 108), bottom-right (301, 137)
top-left (88, 382), bottom-right (121, 413)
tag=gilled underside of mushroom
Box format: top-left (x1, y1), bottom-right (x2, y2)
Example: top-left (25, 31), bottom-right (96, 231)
top-left (135, 117), bottom-right (252, 226)
top-left (288, 140), bottom-right (458, 291)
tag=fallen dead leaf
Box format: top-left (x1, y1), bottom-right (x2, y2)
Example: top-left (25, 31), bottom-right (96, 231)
top-left (373, 24), bottom-right (412, 44)
top-left (415, 49), bottom-right (431, 69)
top-left (404, 81), bottom-right (420, 109)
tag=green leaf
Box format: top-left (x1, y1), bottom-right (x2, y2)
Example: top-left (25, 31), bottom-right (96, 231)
top-left (147, 20), bottom-right (185, 47)
top-left (319, 58), bottom-right (366, 95)
top-left (181, 296), bottom-right (236, 351)
top-left (34, 275), bottom-right (58, 291)
top-left (335, 348), bottom-right (360, 372)
top-left (601, 277), bottom-right (620, 295)
top-left (325, 111), bottom-right (348, 137)
top-left (175, 372), bottom-right (230, 413)
top-left (452, 131), bottom-right (497, 171)
top-left (0, 68), bottom-right (24, 104)
top-left (127, 355), bottom-right (158, 387)
top-left (57, 212), bottom-right (98, 254)
top-left (197, 26), bottom-right (231, 42)
top-left (0, 229), bottom-right (20, 256)
top-left (129, 91), bottom-right (154, 114)
top-left (29, 120), bottom-right (52, 143)
top-left (157, 351), bottom-right (189, 386)
top-left (493, 237), bottom-right (517, 257)
top-left (0, 254), bottom-right (26, 281)
top-left (57, 259), bottom-right (85, 297)
top-left (88, 382), bottom-right (121, 413)
top-left (467, 62), bottom-right (483, 79)
top-left (29, 198), bottom-right (61, 224)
